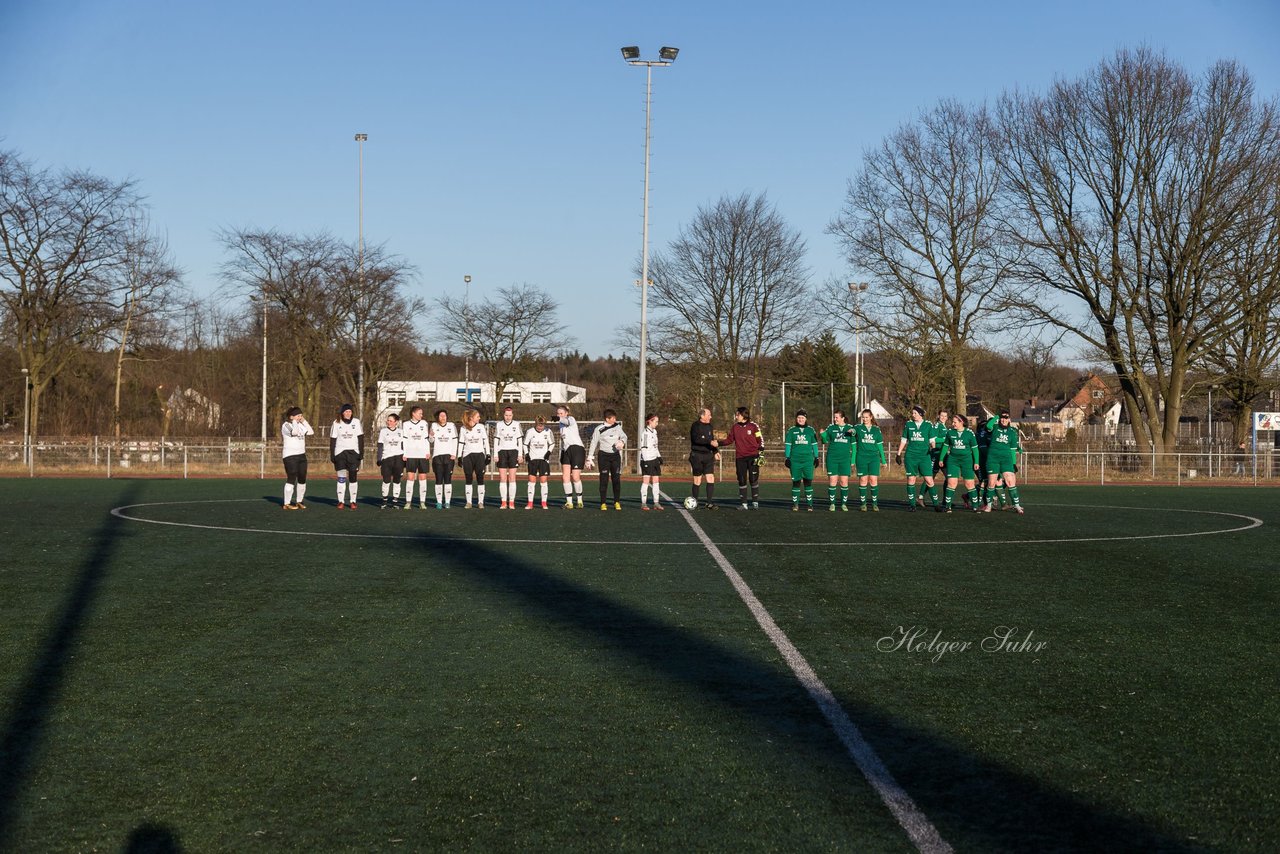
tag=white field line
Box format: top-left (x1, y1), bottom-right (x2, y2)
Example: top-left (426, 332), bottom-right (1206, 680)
top-left (110, 500), bottom-right (1263, 548)
top-left (662, 491), bottom-right (953, 854)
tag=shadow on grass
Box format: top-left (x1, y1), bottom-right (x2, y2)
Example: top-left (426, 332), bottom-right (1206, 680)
top-left (122, 823), bottom-right (183, 853)
top-left (409, 532), bottom-right (1205, 852)
top-left (0, 481), bottom-right (146, 847)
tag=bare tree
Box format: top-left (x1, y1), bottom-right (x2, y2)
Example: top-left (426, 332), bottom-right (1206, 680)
top-left (645, 191), bottom-right (811, 410)
top-left (218, 228), bottom-right (347, 416)
top-left (107, 227), bottom-right (183, 439)
top-left (999, 49), bottom-right (1280, 452)
top-left (829, 99), bottom-right (1011, 414)
top-left (329, 242), bottom-right (423, 419)
top-left (440, 283), bottom-right (566, 415)
top-left (0, 151), bottom-right (143, 436)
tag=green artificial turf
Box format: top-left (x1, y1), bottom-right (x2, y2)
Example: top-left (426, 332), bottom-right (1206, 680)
top-left (0, 479), bottom-right (1276, 852)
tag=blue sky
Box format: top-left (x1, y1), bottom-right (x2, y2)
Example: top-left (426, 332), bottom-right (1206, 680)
top-left (3, 0), bottom-right (1278, 358)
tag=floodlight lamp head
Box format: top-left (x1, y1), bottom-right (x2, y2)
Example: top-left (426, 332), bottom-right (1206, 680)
top-left (621, 46), bottom-right (640, 61)
top-left (354, 133), bottom-right (368, 141)
top-left (658, 46), bottom-right (679, 61)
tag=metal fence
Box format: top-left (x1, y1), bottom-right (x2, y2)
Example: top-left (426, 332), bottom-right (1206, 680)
top-left (2, 436), bottom-right (1276, 484)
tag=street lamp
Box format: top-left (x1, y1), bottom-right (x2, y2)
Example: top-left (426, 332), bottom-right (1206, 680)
top-left (463, 275), bottom-right (472, 403)
top-left (21, 367), bottom-right (30, 468)
top-left (622, 44), bottom-right (679, 472)
top-left (354, 133), bottom-right (368, 422)
top-left (848, 282), bottom-right (870, 413)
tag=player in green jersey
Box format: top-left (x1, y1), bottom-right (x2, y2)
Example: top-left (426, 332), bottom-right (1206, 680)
top-left (938, 413), bottom-right (980, 513)
top-left (896, 405), bottom-right (939, 512)
top-left (820, 410), bottom-right (856, 511)
top-left (976, 415), bottom-right (1010, 509)
top-left (930, 407), bottom-right (950, 479)
top-left (854, 409), bottom-right (887, 511)
top-left (784, 410), bottom-right (820, 511)
top-left (984, 411), bottom-right (1025, 514)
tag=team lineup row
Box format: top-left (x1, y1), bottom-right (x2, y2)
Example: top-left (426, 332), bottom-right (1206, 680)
top-left (273, 402), bottom-right (1025, 515)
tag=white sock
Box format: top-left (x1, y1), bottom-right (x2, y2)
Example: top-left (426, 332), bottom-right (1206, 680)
top-left (284, 483), bottom-right (295, 505)
top-left (563, 480), bottom-right (572, 499)
top-left (393, 483), bottom-right (401, 500)
top-left (640, 482), bottom-right (648, 505)
top-left (349, 482), bottom-right (358, 501)
top-left (445, 484), bottom-right (453, 504)
top-left (337, 483), bottom-right (345, 502)
top-left (500, 482), bottom-right (508, 503)
top-left (466, 484), bottom-right (474, 504)
top-left (478, 484), bottom-right (486, 504)
top-left (297, 484), bottom-right (307, 503)
top-left (435, 484), bottom-right (443, 504)
top-left (382, 482), bottom-right (391, 498)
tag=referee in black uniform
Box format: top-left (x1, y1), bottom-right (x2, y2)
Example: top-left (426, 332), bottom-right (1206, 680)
top-left (688, 407), bottom-right (721, 508)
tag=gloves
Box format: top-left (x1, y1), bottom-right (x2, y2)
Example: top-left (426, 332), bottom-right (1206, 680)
top-left (1013, 463), bottom-right (1019, 474)
top-left (376, 455), bottom-right (383, 465)
top-left (485, 454), bottom-right (492, 466)
top-left (895, 453), bottom-right (902, 465)
top-left (783, 457), bottom-right (791, 470)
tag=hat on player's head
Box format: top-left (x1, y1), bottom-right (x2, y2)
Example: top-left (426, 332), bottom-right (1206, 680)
top-left (999, 411), bottom-right (1011, 418)
top-left (339, 403), bottom-right (354, 417)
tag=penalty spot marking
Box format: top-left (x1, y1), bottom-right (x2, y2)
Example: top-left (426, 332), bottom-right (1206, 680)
top-left (662, 490), bottom-right (953, 854)
top-left (110, 499), bottom-right (1262, 549)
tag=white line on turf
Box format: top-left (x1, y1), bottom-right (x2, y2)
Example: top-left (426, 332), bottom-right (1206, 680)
top-left (110, 499), bottom-right (1263, 548)
top-left (662, 491), bottom-right (953, 854)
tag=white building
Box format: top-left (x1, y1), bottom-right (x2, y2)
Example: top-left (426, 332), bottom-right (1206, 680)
top-left (375, 380), bottom-right (586, 417)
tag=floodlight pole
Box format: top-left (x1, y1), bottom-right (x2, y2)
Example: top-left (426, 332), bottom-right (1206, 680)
top-left (21, 367), bottom-right (30, 469)
top-left (848, 282), bottom-right (869, 413)
top-left (624, 46), bottom-right (678, 472)
top-left (355, 133), bottom-right (368, 422)
top-left (463, 275), bottom-right (472, 403)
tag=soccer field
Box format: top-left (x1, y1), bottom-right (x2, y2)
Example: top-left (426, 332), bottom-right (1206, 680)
top-left (1, 479), bottom-right (1276, 852)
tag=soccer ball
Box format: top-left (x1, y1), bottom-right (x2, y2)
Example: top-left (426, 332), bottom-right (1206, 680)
top-left (683, 496), bottom-right (699, 510)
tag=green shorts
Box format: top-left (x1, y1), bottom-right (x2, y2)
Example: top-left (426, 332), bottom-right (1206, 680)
top-left (945, 455), bottom-right (978, 480)
top-left (902, 455), bottom-right (933, 478)
top-left (788, 459), bottom-right (816, 481)
top-left (825, 458), bottom-right (852, 477)
top-left (987, 454), bottom-right (1016, 476)
top-left (855, 456), bottom-right (882, 477)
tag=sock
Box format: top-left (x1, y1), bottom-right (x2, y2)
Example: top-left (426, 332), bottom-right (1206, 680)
top-left (907, 484), bottom-right (916, 504)
top-left (1009, 486), bottom-right (1021, 507)
top-left (478, 485), bottom-right (485, 505)
top-left (296, 483), bottom-right (306, 503)
top-left (382, 482), bottom-right (391, 499)
top-left (858, 486), bottom-right (868, 506)
top-left (284, 484), bottom-right (294, 505)
top-left (393, 483), bottom-right (401, 500)
top-left (871, 485), bottom-right (879, 505)
top-left (706, 482), bottom-right (715, 502)
top-left (337, 482), bottom-right (345, 502)
top-left (466, 484), bottom-right (474, 505)
top-left (445, 484), bottom-right (453, 504)
top-left (350, 483), bottom-right (359, 502)
top-left (928, 485), bottom-right (938, 506)
top-left (435, 484), bottom-right (443, 504)
top-left (804, 484), bottom-right (814, 505)
top-left (791, 482), bottom-right (801, 504)
top-left (691, 483), bottom-right (699, 500)
top-left (945, 486), bottom-right (955, 507)
top-left (828, 486), bottom-right (837, 504)
top-left (968, 488), bottom-right (978, 507)
top-left (839, 486), bottom-right (849, 505)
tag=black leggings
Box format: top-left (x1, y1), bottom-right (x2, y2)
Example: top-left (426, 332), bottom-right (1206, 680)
top-left (432, 456), bottom-right (455, 484)
top-left (461, 453), bottom-right (487, 484)
top-left (597, 452), bottom-right (621, 502)
top-left (283, 454), bottom-right (308, 485)
top-left (381, 456), bottom-right (405, 483)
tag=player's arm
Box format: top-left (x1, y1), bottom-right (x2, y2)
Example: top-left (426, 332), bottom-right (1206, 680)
top-left (329, 434), bottom-right (337, 461)
top-left (616, 429), bottom-right (628, 451)
top-left (376, 438), bottom-right (384, 465)
top-left (585, 429), bottom-right (599, 467)
top-left (302, 419), bottom-right (314, 436)
top-left (878, 428), bottom-right (887, 463)
top-left (357, 433), bottom-right (365, 458)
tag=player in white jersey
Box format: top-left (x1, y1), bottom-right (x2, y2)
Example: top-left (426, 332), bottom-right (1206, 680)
top-left (376, 413), bottom-right (406, 509)
top-left (638, 412), bottom-right (664, 511)
top-left (458, 409), bottom-right (490, 508)
top-left (329, 403), bottom-right (364, 509)
top-left (522, 415), bottom-right (555, 508)
top-left (281, 406), bottom-right (314, 509)
top-left (555, 404), bottom-right (586, 508)
top-left (400, 405), bottom-right (432, 509)
top-left (429, 409), bottom-right (459, 508)
top-left (586, 408), bottom-right (628, 510)
top-left (492, 405), bottom-right (524, 509)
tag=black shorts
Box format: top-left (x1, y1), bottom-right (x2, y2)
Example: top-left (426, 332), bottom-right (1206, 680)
top-left (528, 458), bottom-right (551, 477)
top-left (497, 449), bottom-right (520, 469)
top-left (640, 457), bottom-right (663, 477)
top-left (461, 452), bottom-right (487, 481)
top-left (332, 449), bottom-right (361, 477)
top-left (405, 457), bottom-right (429, 475)
top-left (283, 453), bottom-right (308, 484)
top-left (380, 456), bottom-right (405, 481)
top-left (560, 445), bottom-right (586, 470)
top-left (431, 455), bottom-right (455, 483)
top-left (689, 452), bottom-right (716, 476)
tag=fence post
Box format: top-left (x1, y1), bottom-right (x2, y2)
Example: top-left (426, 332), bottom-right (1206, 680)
top-left (227, 436), bottom-right (231, 471)
top-left (107, 443), bottom-right (111, 479)
top-left (184, 447), bottom-right (188, 479)
top-left (259, 444), bottom-right (265, 480)
top-left (1100, 451), bottom-right (1105, 485)
top-left (1176, 453), bottom-right (1181, 486)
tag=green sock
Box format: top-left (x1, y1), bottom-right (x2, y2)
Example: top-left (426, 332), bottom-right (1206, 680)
top-left (907, 484), bottom-right (916, 504)
top-left (839, 486), bottom-right (849, 505)
top-left (791, 483), bottom-right (801, 503)
top-left (858, 486), bottom-right (868, 505)
top-left (1009, 486), bottom-right (1021, 506)
top-left (804, 486), bottom-right (814, 504)
top-left (928, 485), bottom-right (939, 506)
top-left (828, 486), bottom-right (837, 504)
top-left (871, 485), bottom-right (879, 505)
top-left (968, 488), bottom-right (979, 506)
top-left (944, 486), bottom-right (955, 507)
